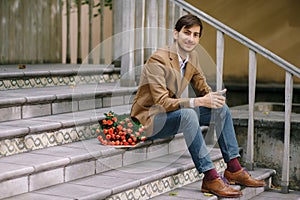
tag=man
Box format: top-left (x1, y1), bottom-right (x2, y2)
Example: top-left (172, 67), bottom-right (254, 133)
top-left (131, 14), bottom-right (265, 198)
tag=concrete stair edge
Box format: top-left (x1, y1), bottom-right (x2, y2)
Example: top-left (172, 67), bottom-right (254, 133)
top-left (0, 83), bottom-right (137, 106)
top-left (0, 104), bottom-right (132, 140)
top-left (0, 64), bottom-right (119, 79)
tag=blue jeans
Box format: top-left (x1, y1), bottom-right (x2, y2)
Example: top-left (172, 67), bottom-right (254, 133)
top-left (149, 105), bottom-right (240, 173)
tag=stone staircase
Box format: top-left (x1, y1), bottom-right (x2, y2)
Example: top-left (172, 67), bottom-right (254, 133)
top-left (0, 64), bottom-right (275, 199)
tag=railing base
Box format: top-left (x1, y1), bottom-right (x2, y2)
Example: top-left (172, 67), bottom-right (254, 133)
top-left (112, 60), bottom-right (121, 68)
top-left (77, 58), bottom-right (82, 64)
top-left (281, 185), bottom-right (289, 194)
top-left (245, 162), bottom-right (255, 171)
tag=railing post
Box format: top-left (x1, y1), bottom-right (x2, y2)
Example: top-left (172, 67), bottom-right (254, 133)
top-left (144, 0), bottom-right (158, 60)
top-left (216, 30), bottom-right (224, 92)
top-left (112, 0), bottom-right (122, 67)
top-left (135, 0), bottom-right (146, 83)
top-left (178, 5), bottom-right (187, 16)
top-left (66, 0), bottom-right (71, 63)
top-left (246, 49), bottom-right (257, 170)
top-left (207, 30), bottom-right (225, 145)
top-left (158, 0), bottom-right (167, 48)
top-left (77, 0), bottom-right (82, 64)
top-left (167, 0), bottom-right (175, 45)
top-left (281, 72), bottom-right (293, 194)
top-left (88, 0), bottom-right (94, 64)
top-left (120, 0), bottom-right (135, 86)
top-left (99, 0), bottom-right (105, 64)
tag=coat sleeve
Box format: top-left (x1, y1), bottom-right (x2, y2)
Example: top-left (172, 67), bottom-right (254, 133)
top-left (144, 54), bottom-right (191, 113)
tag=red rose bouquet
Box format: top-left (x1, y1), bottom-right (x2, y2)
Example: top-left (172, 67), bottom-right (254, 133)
top-left (96, 111), bottom-right (147, 146)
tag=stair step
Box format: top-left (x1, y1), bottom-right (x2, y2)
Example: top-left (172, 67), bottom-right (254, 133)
top-left (0, 83), bottom-right (137, 122)
top-left (0, 64), bottom-right (120, 90)
top-left (249, 189), bottom-right (300, 200)
top-left (0, 104), bottom-right (133, 157)
top-left (2, 146), bottom-right (226, 200)
top-left (151, 168), bottom-right (275, 200)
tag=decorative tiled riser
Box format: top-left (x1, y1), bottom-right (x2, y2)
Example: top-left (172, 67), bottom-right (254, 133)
top-left (0, 124), bottom-right (99, 157)
top-left (107, 159), bottom-right (226, 200)
top-left (0, 124), bottom-right (203, 159)
top-left (0, 73), bottom-right (120, 90)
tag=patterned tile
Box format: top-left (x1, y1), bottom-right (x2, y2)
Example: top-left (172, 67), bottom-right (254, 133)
top-left (0, 124), bottom-right (99, 157)
top-left (0, 74), bottom-right (120, 90)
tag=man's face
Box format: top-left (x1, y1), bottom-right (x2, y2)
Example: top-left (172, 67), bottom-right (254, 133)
top-left (174, 25), bottom-right (201, 54)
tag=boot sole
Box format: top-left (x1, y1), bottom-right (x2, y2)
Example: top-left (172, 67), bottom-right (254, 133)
top-left (201, 188), bottom-right (243, 198)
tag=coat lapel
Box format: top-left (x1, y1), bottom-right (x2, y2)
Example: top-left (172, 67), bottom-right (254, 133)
top-left (168, 44), bottom-right (197, 97)
top-left (168, 45), bottom-right (182, 97)
top-left (169, 44), bottom-right (180, 73)
top-left (183, 56), bottom-right (195, 83)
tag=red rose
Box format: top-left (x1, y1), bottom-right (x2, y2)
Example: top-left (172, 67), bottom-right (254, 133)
top-left (108, 128), bottom-right (114, 135)
top-left (117, 125), bottom-right (123, 131)
top-left (112, 117), bottom-right (118, 122)
top-left (127, 123), bottom-right (133, 128)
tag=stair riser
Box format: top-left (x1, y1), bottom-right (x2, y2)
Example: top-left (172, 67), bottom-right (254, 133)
top-left (0, 124), bottom-right (99, 157)
top-left (0, 136), bottom-right (188, 199)
top-left (0, 73), bottom-right (120, 90)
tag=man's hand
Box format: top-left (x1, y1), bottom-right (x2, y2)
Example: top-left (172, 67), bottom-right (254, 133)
top-left (194, 89), bottom-right (227, 108)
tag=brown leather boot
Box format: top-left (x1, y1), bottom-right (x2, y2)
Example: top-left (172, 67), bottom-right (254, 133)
top-left (201, 177), bottom-right (242, 198)
top-left (224, 169), bottom-right (266, 187)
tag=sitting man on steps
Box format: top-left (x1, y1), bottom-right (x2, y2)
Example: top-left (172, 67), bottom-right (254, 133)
top-left (130, 14), bottom-right (265, 198)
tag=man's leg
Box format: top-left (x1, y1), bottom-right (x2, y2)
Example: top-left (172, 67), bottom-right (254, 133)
top-left (150, 108), bottom-right (242, 198)
top-left (209, 104), bottom-right (241, 163)
top-left (150, 108), bottom-right (215, 173)
top-left (210, 104), bottom-right (266, 187)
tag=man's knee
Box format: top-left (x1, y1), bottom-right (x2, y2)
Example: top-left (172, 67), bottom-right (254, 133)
top-left (213, 104), bottom-right (231, 119)
top-left (181, 108), bottom-right (199, 123)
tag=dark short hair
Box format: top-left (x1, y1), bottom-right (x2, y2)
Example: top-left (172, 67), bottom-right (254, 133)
top-left (174, 14), bottom-right (203, 37)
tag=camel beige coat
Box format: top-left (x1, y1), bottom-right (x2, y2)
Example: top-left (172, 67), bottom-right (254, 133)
top-left (130, 44), bottom-right (211, 137)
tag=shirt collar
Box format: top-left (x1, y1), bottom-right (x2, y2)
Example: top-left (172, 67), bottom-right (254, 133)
top-left (177, 52), bottom-right (189, 69)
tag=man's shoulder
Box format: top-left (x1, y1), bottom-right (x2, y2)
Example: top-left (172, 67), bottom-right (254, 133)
top-left (150, 44), bottom-right (176, 60)
top-left (153, 45), bottom-right (171, 55)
